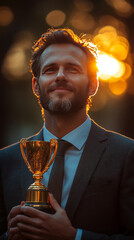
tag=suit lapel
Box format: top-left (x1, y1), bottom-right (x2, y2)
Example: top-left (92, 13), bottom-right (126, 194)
top-left (21, 129), bottom-right (44, 199)
top-left (65, 121), bottom-right (107, 221)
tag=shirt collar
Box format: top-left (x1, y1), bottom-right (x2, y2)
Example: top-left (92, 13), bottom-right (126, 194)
top-left (43, 116), bottom-right (91, 150)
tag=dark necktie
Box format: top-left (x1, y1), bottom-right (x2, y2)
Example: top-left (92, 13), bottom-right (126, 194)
top-left (48, 139), bottom-right (71, 205)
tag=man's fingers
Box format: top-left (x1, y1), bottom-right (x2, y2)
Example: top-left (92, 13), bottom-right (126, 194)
top-left (8, 205), bottom-right (22, 221)
top-left (8, 226), bottom-right (19, 240)
top-left (49, 193), bottom-right (62, 212)
top-left (8, 226), bottom-right (19, 233)
top-left (17, 222), bottom-right (48, 236)
top-left (20, 205), bottom-right (50, 219)
top-left (9, 213), bottom-right (43, 229)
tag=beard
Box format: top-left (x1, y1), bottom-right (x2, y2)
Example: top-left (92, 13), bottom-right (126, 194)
top-left (38, 81), bottom-right (89, 114)
top-left (47, 97), bottom-right (72, 112)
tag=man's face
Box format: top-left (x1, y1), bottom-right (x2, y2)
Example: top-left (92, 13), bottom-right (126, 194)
top-left (35, 43), bottom-right (95, 113)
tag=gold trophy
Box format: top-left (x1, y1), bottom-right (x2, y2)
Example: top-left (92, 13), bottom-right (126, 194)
top-left (20, 138), bottom-right (58, 213)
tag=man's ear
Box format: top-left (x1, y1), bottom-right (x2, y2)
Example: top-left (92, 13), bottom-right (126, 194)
top-left (88, 77), bottom-right (99, 97)
top-left (32, 77), bottom-right (39, 97)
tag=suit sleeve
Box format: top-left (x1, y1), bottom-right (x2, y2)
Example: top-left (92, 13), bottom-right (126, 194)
top-left (81, 145), bottom-right (134, 240)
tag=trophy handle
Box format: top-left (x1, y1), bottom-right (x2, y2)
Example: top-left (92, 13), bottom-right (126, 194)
top-left (20, 138), bottom-right (34, 174)
top-left (43, 138), bottom-right (58, 173)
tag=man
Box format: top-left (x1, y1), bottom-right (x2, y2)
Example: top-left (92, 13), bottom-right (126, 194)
top-left (0, 28), bottom-right (134, 240)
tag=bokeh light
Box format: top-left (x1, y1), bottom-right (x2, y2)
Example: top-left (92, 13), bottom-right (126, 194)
top-left (109, 36), bottom-right (129, 60)
top-left (94, 26), bottom-right (117, 49)
top-left (97, 53), bottom-right (120, 80)
top-left (93, 23), bottom-right (132, 96)
top-left (73, 0), bottom-right (94, 12)
top-left (109, 80), bottom-right (127, 96)
top-left (97, 53), bottom-right (126, 81)
top-left (99, 15), bottom-right (127, 35)
top-left (46, 10), bottom-right (66, 27)
top-left (0, 6), bottom-right (14, 26)
top-left (105, 0), bottom-right (133, 17)
top-left (2, 31), bottom-right (33, 80)
top-left (69, 11), bottom-right (95, 31)
top-left (123, 63), bottom-right (132, 80)
top-left (2, 47), bottom-right (28, 79)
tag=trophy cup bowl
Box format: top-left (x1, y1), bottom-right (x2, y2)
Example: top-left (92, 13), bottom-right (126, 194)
top-left (20, 138), bottom-right (58, 213)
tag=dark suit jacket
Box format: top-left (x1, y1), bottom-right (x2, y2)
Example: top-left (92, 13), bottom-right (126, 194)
top-left (0, 120), bottom-right (134, 240)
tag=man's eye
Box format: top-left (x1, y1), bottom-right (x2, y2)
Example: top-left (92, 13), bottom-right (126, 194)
top-left (43, 67), bottom-right (56, 74)
top-left (68, 67), bottom-right (79, 73)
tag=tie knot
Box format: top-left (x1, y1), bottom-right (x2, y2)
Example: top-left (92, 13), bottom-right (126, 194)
top-left (57, 139), bottom-right (71, 156)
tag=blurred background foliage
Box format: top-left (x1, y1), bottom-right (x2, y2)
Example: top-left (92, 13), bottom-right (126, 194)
top-left (0, 0), bottom-right (134, 148)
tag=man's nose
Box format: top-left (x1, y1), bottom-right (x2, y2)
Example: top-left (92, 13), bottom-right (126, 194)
top-left (56, 67), bottom-right (66, 81)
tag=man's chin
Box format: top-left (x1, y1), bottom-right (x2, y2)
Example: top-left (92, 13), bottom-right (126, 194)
top-left (47, 99), bottom-right (72, 112)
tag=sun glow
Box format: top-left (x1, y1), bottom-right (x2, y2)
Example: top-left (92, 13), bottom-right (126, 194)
top-left (97, 53), bottom-right (125, 81)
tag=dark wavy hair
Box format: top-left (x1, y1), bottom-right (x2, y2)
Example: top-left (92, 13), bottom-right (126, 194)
top-left (31, 28), bottom-right (99, 112)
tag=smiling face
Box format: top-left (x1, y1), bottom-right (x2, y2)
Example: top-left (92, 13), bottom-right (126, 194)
top-left (33, 43), bottom-right (97, 114)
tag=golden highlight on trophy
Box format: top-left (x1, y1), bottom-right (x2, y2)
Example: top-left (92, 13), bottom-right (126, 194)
top-left (20, 138), bottom-right (58, 213)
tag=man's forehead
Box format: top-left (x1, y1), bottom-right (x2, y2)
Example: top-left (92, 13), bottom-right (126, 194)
top-left (40, 43), bottom-right (88, 65)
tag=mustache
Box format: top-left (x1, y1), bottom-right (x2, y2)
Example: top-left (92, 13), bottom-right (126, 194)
top-left (47, 82), bottom-right (75, 92)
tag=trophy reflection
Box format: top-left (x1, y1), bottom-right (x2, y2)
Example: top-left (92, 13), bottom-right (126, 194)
top-left (20, 138), bottom-right (58, 213)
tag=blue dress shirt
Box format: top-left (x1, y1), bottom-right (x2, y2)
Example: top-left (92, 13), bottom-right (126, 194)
top-left (42, 116), bottom-right (91, 240)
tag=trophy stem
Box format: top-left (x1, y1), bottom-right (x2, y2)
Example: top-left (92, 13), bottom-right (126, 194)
top-left (33, 172), bottom-right (43, 180)
top-left (28, 173), bottom-right (46, 190)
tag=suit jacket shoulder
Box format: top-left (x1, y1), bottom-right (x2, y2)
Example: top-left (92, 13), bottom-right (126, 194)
top-left (0, 128), bottom-right (43, 162)
top-left (91, 120), bottom-right (134, 151)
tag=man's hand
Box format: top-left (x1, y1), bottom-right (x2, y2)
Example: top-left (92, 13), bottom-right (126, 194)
top-left (9, 194), bottom-right (77, 240)
top-left (7, 202), bottom-right (27, 240)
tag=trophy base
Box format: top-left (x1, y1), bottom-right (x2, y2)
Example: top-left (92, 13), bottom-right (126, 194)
top-left (24, 202), bottom-right (55, 214)
top-left (25, 189), bottom-right (55, 214)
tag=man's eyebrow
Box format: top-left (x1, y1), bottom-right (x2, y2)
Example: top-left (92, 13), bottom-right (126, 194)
top-left (41, 63), bottom-right (57, 71)
top-left (42, 63), bottom-right (57, 68)
top-left (66, 62), bottom-right (82, 68)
